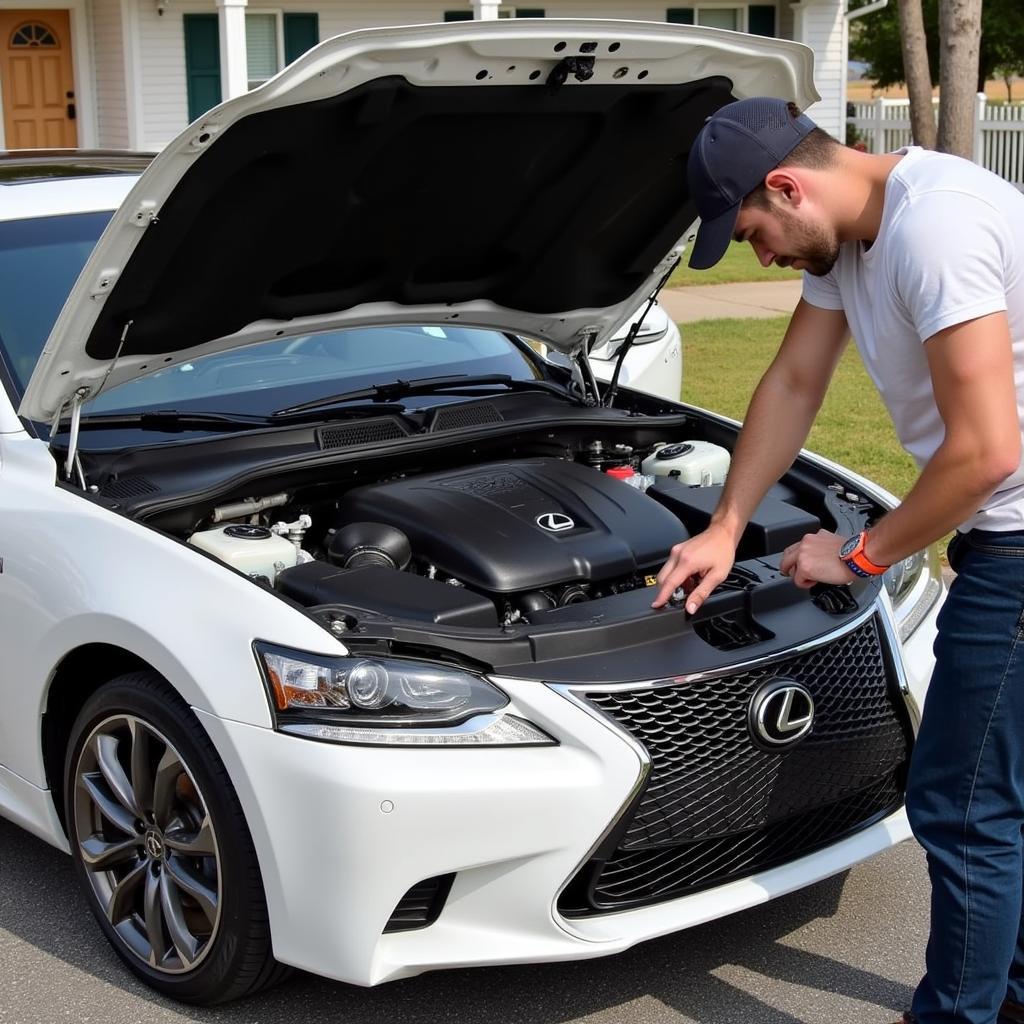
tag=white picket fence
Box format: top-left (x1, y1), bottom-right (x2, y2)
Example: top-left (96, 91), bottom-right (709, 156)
top-left (848, 94), bottom-right (1024, 186)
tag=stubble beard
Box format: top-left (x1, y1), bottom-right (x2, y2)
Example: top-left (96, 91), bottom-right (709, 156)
top-left (775, 204), bottom-right (840, 277)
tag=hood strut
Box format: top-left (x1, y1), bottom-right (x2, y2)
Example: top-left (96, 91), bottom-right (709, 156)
top-left (61, 387), bottom-right (88, 484)
top-left (56, 319), bottom-right (133, 486)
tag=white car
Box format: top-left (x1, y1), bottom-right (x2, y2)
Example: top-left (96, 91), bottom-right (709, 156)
top-left (0, 20), bottom-right (943, 1007)
top-left (529, 300), bottom-right (682, 402)
top-left (590, 301), bottom-right (683, 401)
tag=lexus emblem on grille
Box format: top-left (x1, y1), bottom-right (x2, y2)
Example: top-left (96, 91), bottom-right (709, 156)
top-left (749, 678), bottom-right (815, 748)
top-left (536, 512), bottom-right (575, 532)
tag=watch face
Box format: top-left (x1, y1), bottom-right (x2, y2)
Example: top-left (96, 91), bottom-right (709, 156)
top-left (840, 534), bottom-right (860, 558)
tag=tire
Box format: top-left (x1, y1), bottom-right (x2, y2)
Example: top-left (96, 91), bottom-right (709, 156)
top-left (63, 671), bottom-right (291, 1004)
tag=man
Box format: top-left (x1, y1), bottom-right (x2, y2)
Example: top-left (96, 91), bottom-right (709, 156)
top-left (651, 97), bottom-right (1024, 1024)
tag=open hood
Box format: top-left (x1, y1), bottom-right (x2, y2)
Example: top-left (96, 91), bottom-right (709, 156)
top-left (20, 19), bottom-right (816, 422)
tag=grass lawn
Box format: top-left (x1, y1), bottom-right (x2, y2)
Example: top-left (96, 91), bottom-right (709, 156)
top-left (667, 241), bottom-right (801, 289)
top-left (680, 315), bottom-right (920, 501)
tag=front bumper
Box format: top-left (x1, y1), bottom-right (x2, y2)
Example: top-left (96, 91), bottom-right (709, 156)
top-left (196, 595), bottom-right (938, 987)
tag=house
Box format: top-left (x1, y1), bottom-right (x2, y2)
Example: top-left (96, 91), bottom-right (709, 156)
top-left (0, 0), bottom-right (853, 152)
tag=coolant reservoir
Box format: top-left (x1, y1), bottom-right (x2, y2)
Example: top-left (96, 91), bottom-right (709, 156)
top-left (641, 441), bottom-right (731, 486)
top-left (189, 524), bottom-right (299, 583)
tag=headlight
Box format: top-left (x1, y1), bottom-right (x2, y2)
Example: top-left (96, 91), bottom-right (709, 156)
top-left (883, 550), bottom-right (925, 605)
top-left (254, 643), bottom-right (554, 746)
top-left (610, 305), bottom-right (671, 347)
top-left (884, 545), bottom-right (944, 642)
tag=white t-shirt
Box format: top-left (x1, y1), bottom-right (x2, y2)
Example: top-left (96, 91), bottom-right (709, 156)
top-left (802, 146), bottom-right (1024, 532)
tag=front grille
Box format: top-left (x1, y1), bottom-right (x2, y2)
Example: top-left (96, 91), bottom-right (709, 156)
top-left (560, 615), bottom-right (910, 914)
top-left (589, 775), bottom-right (900, 906)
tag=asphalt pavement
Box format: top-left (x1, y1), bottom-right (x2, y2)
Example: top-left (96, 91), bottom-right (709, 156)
top-left (1, 815), bottom-right (930, 1024)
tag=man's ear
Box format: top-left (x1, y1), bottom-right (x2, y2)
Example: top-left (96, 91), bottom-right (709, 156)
top-left (763, 168), bottom-right (804, 207)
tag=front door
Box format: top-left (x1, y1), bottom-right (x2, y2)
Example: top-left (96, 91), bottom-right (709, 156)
top-left (0, 10), bottom-right (77, 149)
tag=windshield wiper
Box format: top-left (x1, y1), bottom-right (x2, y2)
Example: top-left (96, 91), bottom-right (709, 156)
top-left (69, 403), bottom-right (409, 433)
top-left (271, 374), bottom-right (580, 418)
top-left (67, 410), bottom-right (272, 433)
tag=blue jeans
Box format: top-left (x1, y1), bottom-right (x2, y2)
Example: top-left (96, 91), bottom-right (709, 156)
top-left (907, 528), bottom-right (1024, 1024)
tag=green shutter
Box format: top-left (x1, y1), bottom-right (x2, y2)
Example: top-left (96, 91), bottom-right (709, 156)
top-left (444, 10), bottom-right (473, 20)
top-left (515, 8), bottom-right (545, 15)
top-left (284, 13), bottom-right (319, 65)
top-left (666, 8), bottom-right (695, 25)
top-left (748, 5), bottom-right (776, 36)
top-left (183, 14), bottom-right (221, 124)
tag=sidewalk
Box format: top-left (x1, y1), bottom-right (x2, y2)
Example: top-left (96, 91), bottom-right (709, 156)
top-left (659, 279), bottom-right (803, 323)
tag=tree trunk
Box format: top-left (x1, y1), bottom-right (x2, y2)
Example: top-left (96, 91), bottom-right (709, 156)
top-left (937, 0), bottom-right (983, 158)
top-left (898, 0), bottom-right (936, 148)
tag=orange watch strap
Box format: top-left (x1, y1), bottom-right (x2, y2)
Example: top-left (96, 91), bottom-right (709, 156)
top-left (849, 532), bottom-right (888, 575)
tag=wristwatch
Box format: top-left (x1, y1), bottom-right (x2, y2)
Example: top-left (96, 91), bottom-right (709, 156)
top-left (839, 531), bottom-right (889, 578)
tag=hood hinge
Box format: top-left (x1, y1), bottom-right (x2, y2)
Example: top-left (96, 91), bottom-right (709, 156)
top-left (572, 329), bottom-right (602, 405)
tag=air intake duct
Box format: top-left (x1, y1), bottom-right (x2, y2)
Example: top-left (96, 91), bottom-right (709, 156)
top-left (329, 522), bottom-right (412, 571)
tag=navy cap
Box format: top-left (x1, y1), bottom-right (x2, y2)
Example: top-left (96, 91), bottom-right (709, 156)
top-left (687, 97), bottom-right (818, 270)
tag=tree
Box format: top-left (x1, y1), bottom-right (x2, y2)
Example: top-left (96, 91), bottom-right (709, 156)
top-left (937, 0), bottom-right (983, 157)
top-left (850, 0), bottom-right (1024, 95)
top-left (897, 0), bottom-right (936, 148)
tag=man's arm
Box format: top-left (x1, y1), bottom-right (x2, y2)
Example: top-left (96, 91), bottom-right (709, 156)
top-left (779, 311), bottom-right (1021, 587)
top-left (652, 299), bottom-right (850, 610)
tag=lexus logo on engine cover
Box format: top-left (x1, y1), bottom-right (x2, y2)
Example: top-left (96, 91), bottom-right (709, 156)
top-left (749, 678), bottom-right (814, 748)
top-left (536, 512), bottom-right (575, 533)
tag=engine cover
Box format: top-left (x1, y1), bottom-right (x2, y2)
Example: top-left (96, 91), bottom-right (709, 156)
top-left (337, 458), bottom-right (686, 594)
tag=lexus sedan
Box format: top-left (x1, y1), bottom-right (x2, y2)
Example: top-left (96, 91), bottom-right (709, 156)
top-left (0, 19), bottom-right (943, 1006)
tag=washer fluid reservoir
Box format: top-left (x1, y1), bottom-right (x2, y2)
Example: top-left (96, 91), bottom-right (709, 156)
top-left (189, 524), bottom-right (299, 583)
top-left (641, 442), bottom-right (731, 486)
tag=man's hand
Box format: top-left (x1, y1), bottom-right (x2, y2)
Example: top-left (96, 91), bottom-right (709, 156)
top-left (651, 523), bottom-right (736, 612)
top-left (779, 530), bottom-right (857, 588)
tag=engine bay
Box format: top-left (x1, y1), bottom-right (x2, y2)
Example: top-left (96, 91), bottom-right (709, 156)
top-left (74, 385), bottom-right (886, 679)
top-left (170, 428), bottom-right (878, 660)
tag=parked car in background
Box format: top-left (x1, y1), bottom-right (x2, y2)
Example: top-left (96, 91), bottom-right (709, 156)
top-left (528, 300), bottom-right (683, 402)
top-left (0, 20), bottom-right (943, 1006)
top-left (590, 300), bottom-right (682, 401)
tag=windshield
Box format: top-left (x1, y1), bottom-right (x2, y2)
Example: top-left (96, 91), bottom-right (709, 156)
top-left (0, 211), bottom-right (113, 391)
top-left (87, 325), bottom-right (542, 417)
top-left (0, 211), bottom-right (543, 423)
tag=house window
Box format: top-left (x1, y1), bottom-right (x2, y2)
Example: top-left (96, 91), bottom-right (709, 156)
top-left (184, 11), bottom-right (319, 123)
top-left (444, 7), bottom-right (545, 18)
top-left (244, 12), bottom-right (319, 89)
top-left (10, 22), bottom-right (58, 47)
top-left (698, 7), bottom-right (740, 31)
top-left (246, 13), bottom-right (280, 90)
top-left (666, 5), bottom-right (775, 36)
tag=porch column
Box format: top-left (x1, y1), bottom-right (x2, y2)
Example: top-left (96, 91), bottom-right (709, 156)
top-left (216, 0), bottom-right (248, 101)
top-left (472, 0), bottom-right (502, 19)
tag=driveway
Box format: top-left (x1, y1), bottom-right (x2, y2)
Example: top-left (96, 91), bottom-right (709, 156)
top-left (1, 816), bottom-right (929, 1024)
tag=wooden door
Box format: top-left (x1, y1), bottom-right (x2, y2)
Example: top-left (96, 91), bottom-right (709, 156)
top-left (0, 10), bottom-right (77, 149)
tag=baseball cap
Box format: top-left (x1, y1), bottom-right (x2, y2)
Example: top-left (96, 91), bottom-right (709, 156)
top-left (687, 97), bottom-right (818, 270)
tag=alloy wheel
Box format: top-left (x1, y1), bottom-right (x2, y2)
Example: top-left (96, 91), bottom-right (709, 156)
top-left (72, 714), bottom-right (222, 974)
